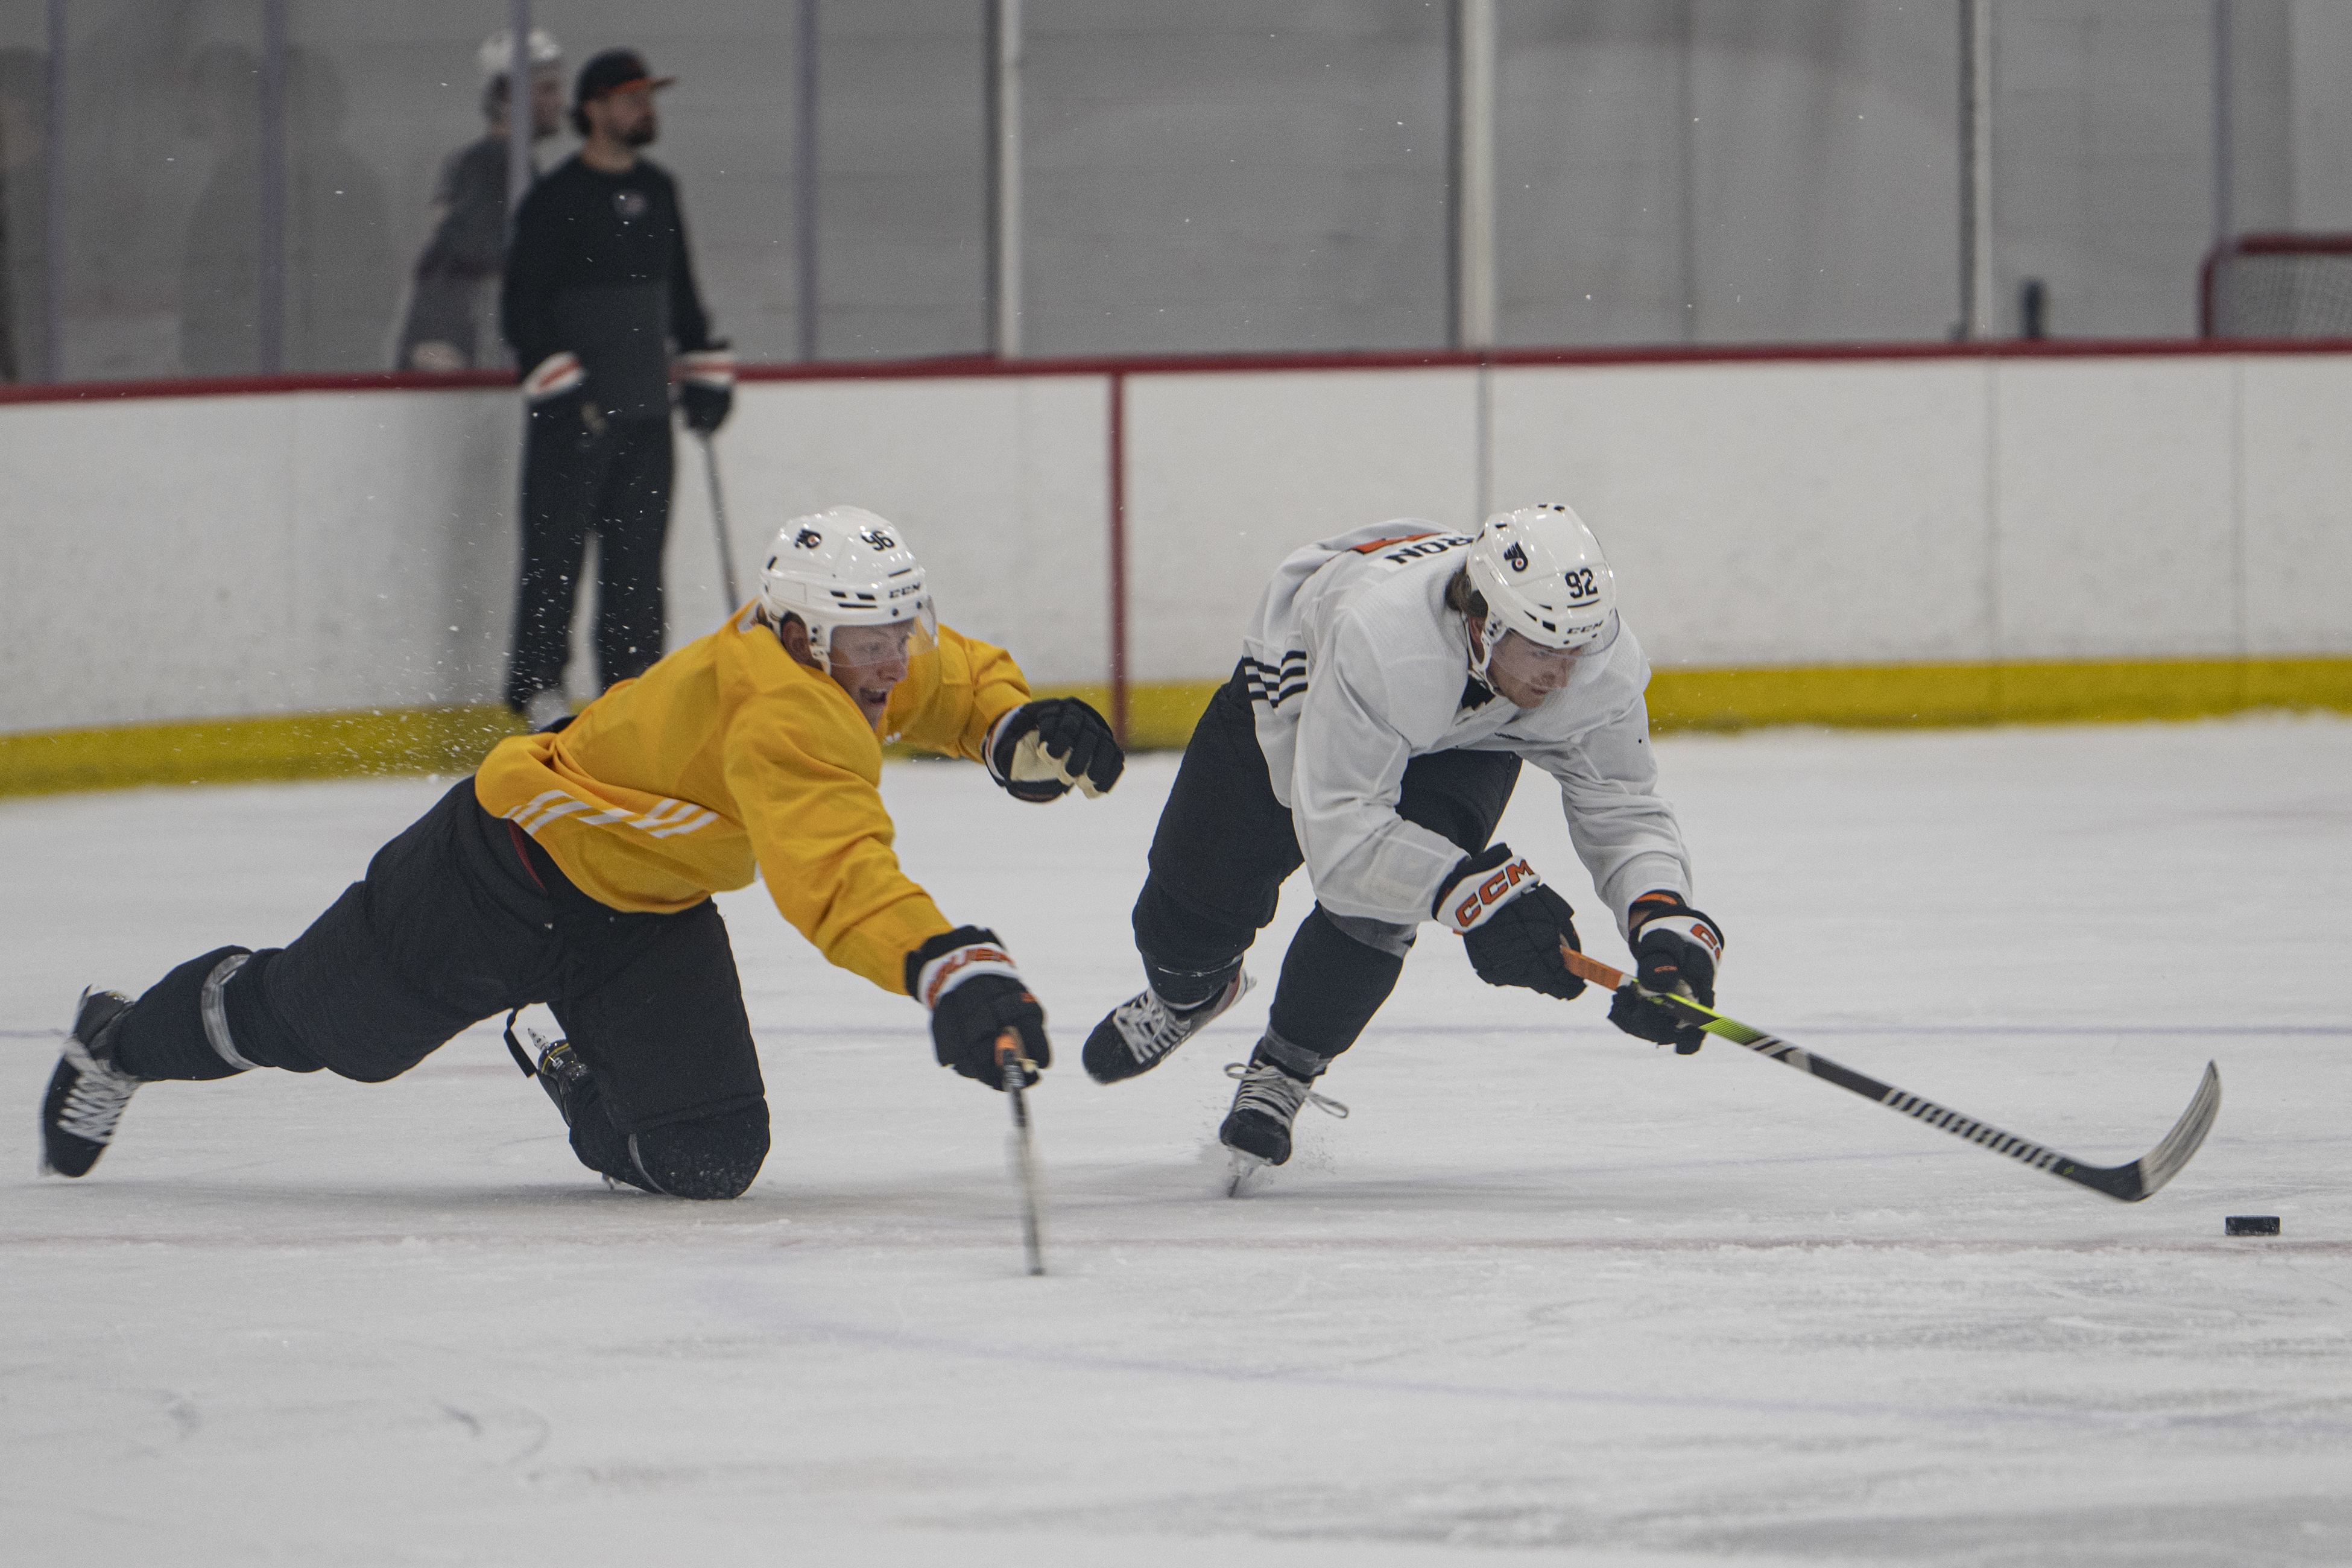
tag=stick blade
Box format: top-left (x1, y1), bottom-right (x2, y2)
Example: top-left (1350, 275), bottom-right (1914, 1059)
top-left (2061, 1060), bottom-right (2222, 1203)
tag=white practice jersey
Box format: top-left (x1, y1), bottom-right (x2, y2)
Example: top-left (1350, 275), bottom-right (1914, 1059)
top-left (1241, 520), bottom-right (1692, 938)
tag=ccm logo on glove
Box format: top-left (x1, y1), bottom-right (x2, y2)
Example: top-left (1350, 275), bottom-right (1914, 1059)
top-left (1433, 844), bottom-right (1586, 1002)
top-left (1638, 909), bottom-right (1721, 961)
top-left (1438, 853), bottom-right (1538, 935)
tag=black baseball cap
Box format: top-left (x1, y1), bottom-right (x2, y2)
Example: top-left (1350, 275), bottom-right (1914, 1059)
top-left (574, 48), bottom-right (675, 106)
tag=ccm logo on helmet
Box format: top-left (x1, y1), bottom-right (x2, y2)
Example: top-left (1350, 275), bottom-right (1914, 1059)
top-left (1452, 856), bottom-right (1535, 928)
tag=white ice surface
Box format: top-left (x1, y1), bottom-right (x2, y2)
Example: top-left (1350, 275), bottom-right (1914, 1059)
top-left (4, 717), bottom-right (2349, 1566)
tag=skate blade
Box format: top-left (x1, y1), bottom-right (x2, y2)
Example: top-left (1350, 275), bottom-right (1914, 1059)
top-left (1225, 1149), bottom-right (1268, 1198)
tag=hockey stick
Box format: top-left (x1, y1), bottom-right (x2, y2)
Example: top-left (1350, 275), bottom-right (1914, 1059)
top-left (996, 1029), bottom-right (1047, 1276)
top-left (698, 433), bottom-right (743, 609)
top-left (1561, 946), bottom-right (2221, 1203)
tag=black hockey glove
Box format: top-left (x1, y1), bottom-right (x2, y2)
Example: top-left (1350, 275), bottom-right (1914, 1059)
top-left (522, 350), bottom-right (585, 404)
top-left (1607, 891), bottom-right (1726, 1054)
top-left (987, 698), bottom-right (1125, 802)
top-left (908, 926), bottom-right (1051, 1089)
top-left (522, 350), bottom-right (598, 440)
top-left (678, 344), bottom-right (735, 435)
top-left (1435, 843), bottom-right (1585, 1001)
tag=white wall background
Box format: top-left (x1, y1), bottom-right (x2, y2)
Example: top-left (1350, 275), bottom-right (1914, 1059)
top-left (3, 351), bottom-right (2348, 736)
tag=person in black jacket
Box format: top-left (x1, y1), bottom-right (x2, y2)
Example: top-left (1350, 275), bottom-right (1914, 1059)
top-left (501, 47), bottom-right (735, 729)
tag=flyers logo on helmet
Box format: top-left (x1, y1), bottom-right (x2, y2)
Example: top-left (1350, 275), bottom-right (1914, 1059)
top-left (1503, 542), bottom-right (1529, 572)
top-left (794, 528), bottom-right (823, 549)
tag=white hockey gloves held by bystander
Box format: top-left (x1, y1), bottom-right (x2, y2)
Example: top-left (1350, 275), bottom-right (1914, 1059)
top-left (987, 698), bottom-right (1125, 803)
top-left (1435, 843), bottom-right (1586, 1001)
top-left (1607, 891), bottom-right (1725, 1054)
top-left (908, 926), bottom-right (1050, 1089)
top-left (522, 350), bottom-right (586, 403)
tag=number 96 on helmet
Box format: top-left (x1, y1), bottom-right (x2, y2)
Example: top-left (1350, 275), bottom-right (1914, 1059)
top-left (758, 505), bottom-right (938, 674)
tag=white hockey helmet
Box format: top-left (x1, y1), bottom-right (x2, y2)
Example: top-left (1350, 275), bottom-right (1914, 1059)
top-left (1461, 502), bottom-right (1617, 680)
top-left (758, 505), bottom-right (937, 672)
top-left (478, 28), bottom-right (563, 78)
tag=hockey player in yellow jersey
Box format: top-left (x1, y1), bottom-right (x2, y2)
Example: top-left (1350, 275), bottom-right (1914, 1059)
top-left (40, 507), bottom-right (1125, 1199)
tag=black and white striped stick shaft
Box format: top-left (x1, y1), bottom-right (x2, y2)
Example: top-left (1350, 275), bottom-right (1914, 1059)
top-left (1562, 946), bottom-right (2220, 1203)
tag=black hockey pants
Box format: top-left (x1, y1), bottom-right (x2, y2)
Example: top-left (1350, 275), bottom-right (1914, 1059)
top-left (107, 778), bottom-right (768, 1198)
top-left (1131, 663), bottom-right (1520, 1063)
top-left (504, 396), bottom-right (674, 709)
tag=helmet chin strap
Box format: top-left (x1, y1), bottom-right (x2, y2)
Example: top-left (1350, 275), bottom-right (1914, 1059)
top-left (1466, 615), bottom-right (1503, 684)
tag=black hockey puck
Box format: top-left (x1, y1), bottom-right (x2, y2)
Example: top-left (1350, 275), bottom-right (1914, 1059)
top-left (2225, 1215), bottom-right (2280, 1236)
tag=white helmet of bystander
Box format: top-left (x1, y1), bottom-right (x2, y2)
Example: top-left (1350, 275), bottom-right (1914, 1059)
top-left (477, 27), bottom-right (563, 78)
top-left (1461, 502), bottom-right (1617, 684)
top-left (758, 506), bottom-right (938, 674)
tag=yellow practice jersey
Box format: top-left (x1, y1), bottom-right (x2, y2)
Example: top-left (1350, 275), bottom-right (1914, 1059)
top-left (474, 605), bottom-right (1032, 995)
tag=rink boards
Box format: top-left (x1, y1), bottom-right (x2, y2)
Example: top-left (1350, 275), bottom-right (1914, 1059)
top-left (3, 346), bottom-right (2350, 791)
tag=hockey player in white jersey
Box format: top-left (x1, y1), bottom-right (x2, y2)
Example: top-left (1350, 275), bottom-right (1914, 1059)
top-left (1081, 503), bottom-right (1725, 1173)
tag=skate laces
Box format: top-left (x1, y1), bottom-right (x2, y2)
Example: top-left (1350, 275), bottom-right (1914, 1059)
top-left (1113, 971), bottom-right (1253, 1064)
top-left (1224, 1060), bottom-right (1348, 1122)
top-left (54, 1037), bottom-right (141, 1145)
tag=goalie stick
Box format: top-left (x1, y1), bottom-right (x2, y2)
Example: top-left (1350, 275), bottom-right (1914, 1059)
top-left (996, 1030), bottom-right (1047, 1276)
top-left (1561, 946), bottom-right (2220, 1203)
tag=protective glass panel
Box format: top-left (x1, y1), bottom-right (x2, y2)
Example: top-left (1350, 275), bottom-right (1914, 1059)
top-left (1023, 0), bottom-right (1449, 355)
top-left (0, 0), bottom-right (2325, 384)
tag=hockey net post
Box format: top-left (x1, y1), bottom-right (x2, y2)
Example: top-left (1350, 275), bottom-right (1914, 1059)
top-left (2199, 232), bottom-right (2352, 340)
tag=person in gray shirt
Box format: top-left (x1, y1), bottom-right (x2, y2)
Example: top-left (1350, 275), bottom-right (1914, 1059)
top-left (396, 28), bottom-right (564, 373)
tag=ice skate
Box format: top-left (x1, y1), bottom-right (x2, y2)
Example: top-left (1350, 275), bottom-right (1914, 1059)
top-left (1083, 969), bottom-right (1253, 1084)
top-left (507, 1020), bottom-right (596, 1127)
top-left (530, 1037), bottom-right (595, 1125)
top-left (40, 989), bottom-right (141, 1178)
top-left (1218, 1049), bottom-right (1347, 1184)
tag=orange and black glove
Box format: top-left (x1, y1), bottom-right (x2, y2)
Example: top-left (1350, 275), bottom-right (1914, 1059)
top-left (908, 926), bottom-right (1050, 1089)
top-left (1607, 891), bottom-right (1725, 1054)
